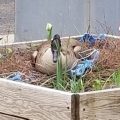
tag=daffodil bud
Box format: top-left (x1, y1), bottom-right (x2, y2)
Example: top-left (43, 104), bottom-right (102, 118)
top-left (46, 23), bottom-right (52, 31)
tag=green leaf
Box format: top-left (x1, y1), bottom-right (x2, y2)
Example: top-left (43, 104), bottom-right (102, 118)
top-left (92, 79), bottom-right (102, 90)
top-left (6, 48), bottom-right (13, 54)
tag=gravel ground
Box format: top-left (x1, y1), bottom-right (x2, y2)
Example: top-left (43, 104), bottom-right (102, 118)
top-left (0, 0), bottom-right (15, 35)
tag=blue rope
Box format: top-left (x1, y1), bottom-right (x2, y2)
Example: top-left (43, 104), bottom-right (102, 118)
top-left (79, 33), bottom-right (106, 47)
top-left (7, 72), bottom-right (22, 81)
top-left (70, 49), bottom-right (100, 77)
top-left (71, 60), bottom-right (93, 77)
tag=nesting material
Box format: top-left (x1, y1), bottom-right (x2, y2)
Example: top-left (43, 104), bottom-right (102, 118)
top-left (0, 38), bottom-right (120, 88)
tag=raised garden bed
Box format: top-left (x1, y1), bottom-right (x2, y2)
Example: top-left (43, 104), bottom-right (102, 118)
top-left (0, 35), bottom-right (120, 120)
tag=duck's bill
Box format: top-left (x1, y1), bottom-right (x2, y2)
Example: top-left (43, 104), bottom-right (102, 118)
top-left (52, 50), bottom-right (58, 63)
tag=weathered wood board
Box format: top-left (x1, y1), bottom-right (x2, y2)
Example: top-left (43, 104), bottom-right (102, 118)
top-left (0, 78), bottom-right (72, 120)
top-left (79, 88), bottom-right (120, 120)
top-left (0, 113), bottom-right (24, 120)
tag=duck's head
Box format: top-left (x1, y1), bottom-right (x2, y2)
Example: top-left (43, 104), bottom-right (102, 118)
top-left (51, 34), bottom-right (61, 63)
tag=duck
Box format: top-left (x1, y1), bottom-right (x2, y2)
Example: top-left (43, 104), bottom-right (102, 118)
top-left (31, 34), bottom-right (82, 75)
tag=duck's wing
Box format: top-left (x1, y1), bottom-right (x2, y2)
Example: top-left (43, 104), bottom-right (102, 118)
top-left (36, 41), bottom-right (51, 58)
top-left (31, 51), bottom-right (38, 67)
top-left (61, 38), bottom-right (81, 55)
top-left (61, 38), bottom-right (81, 46)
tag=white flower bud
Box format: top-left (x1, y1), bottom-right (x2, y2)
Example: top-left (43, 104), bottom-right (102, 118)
top-left (46, 23), bottom-right (52, 31)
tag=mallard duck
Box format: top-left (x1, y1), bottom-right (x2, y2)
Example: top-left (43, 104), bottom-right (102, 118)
top-left (32, 34), bottom-right (82, 75)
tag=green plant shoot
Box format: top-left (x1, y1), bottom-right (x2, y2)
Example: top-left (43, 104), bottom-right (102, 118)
top-left (46, 23), bottom-right (52, 41)
top-left (56, 43), bottom-right (63, 90)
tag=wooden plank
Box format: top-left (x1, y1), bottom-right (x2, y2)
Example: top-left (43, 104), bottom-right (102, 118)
top-left (0, 78), bottom-right (72, 120)
top-left (0, 34), bottom-right (119, 50)
top-left (0, 113), bottom-right (24, 120)
top-left (0, 35), bottom-right (80, 51)
top-left (79, 88), bottom-right (120, 120)
top-left (0, 35), bottom-right (80, 48)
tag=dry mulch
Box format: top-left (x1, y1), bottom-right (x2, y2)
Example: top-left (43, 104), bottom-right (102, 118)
top-left (0, 48), bottom-right (49, 85)
top-left (0, 38), bottom-right (120, 89)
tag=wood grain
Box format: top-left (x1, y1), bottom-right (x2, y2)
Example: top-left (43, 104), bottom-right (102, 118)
top-left (0, 78), bottom-right (72, 120)
top-left (0, 113), bottom-right (24, 120)
top-left (79, 88), bottom-right (120, 120)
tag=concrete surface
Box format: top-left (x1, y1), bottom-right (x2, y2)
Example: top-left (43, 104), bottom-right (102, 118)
top-left (0, 34), bottom-right (14, 44)
top-left (0, 0), bottom-right (15, 35)
top-left (15, 0), bottom-right (88, 42)
top-left (15, 0), bottom-right (120, 42)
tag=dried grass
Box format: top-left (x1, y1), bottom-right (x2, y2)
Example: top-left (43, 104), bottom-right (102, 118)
top-left (0, 38), bottom-right (120, 89)
top-left (0, 48), bottom-right (49, 85)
